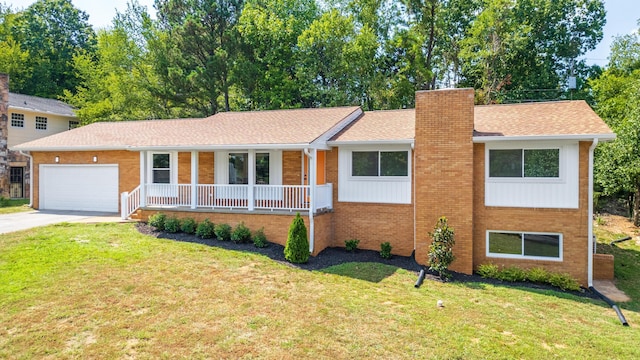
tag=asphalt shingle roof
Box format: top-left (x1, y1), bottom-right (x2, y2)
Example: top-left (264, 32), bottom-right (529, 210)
top-left (331, 109), bottom-right (415, 143)
top-left (9, 92), bottom-right (76, 117)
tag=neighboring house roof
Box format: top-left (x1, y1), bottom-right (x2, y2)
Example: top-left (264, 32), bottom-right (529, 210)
top-left (8, 92), bottom-right (76, 117)
top-left (473, 100), bottom-right (615, 141)
top-left (330, 109), bottom-right (415, 145)
top-left (12, 106), bottom-right (362, 151)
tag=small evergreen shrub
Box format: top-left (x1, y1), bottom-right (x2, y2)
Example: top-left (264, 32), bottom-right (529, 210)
top-left (428, 216), bottom-right (455, 279)
top-left (526, 267), bottom-right (550, 283)
top-left (195, 219), bottom-right (215, 239)
top-left (548, 273), bottom-right (581, 291)
top-left (164, 216), bottom-right (181, 233)
top-left (231, 222), bottom-right (252, 243)
top-left (345, 239), bottom-right (360, 252)
top-left (253, 228), bottom-right (268, 248)
top-left (284, 213), bottom-right (309, 263)
top-left (148, 213), bottom-right (166, 231)
top-left (214, 223), bottom-right (232, 241)
top-left (499, 266), bottom-right (527, 282)
top-left (380, 242), bottom-right (392, 259)
top-left (476, 263), bottom-right (500, 278)
top-left (180, 218), bottom-right (198, 234)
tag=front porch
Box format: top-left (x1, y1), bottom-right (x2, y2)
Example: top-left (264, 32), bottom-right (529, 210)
top-left (120, 148), bottom-right (332, 219)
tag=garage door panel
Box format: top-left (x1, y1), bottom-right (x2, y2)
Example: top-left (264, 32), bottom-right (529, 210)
top-left (40, 165), bottom-right (119, 212)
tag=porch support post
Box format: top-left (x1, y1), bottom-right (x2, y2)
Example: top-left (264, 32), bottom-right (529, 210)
top-left (248, 150), bottom-right (255, 211)
top-left (139, 151), bottom-right (146, 208)
top-left (191, 151), bottom-right (198, 209)
top-left (305, 148), bottom-right (317, 254)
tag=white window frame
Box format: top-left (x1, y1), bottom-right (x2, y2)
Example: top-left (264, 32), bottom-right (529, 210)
top-left (486, 230), bottom-right (563, 261)
top-left (215, 150), bottom-right (282, 185)
top-left (485, 144), bottom-right (565, 184)
top-left (11, 113), bottom-right (24, 128)
top-left (348, 149), bottom-right (411, 182)
top-left (147, 152), bottom-right (177, 184)
top-left (35, 116), bottom-right (48, 130)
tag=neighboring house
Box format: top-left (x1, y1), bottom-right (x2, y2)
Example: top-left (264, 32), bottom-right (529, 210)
top-left (0, 73), bottom-right (77, 199)
top-left (11, 88), bottom-right (616, 286)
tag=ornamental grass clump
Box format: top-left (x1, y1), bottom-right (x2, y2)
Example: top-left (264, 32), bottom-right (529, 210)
top-left (284, 213), bottom-right (309, 263)
top-left (428, 216), bottom-right (455, 280)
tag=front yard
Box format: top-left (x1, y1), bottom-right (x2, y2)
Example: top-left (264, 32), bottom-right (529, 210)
top-left (1, 222), bottom-right (639, 359)
top-left (0, 198), bottom-right (30, 214)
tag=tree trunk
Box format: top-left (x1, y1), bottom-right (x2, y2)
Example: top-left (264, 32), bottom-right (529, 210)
top-left (634, 185), bottom-right (640, 227)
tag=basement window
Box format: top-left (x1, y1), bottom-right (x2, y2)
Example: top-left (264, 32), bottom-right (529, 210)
top-left (487, 231), bottom-right (562, 260)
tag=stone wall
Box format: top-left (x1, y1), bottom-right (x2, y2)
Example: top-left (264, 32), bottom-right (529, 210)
top-left (0, 73), bottom-right (9, 198)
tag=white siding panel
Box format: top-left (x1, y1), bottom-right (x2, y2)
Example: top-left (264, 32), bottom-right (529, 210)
top-left (40, 165), bottom-right (119, 212)
top-left (338, 146), bottom-right (412, 204)
top-left (485, 142), bottom-right (580, 209)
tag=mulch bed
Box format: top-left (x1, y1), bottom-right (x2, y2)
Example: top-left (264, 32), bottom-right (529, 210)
top-left (136, 222), bottom-right (599, 300)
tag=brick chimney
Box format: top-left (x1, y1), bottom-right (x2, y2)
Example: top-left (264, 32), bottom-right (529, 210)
top-left (413, 88), bottom-right (475, 274)
top-left (0, 73), bottom-right (9, 198)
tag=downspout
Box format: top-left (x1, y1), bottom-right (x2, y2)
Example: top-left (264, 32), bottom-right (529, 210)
top-left (19, 150), bottom-right (33, 207)
top-left (588, 138), bottom-right (598, 287)
top-left (304, 148), bottom-right (314, 254)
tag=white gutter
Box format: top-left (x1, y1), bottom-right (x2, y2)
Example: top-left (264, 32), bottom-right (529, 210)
top-left (304, 148), bottom-right (315, 255)
top-left (13, 143), bottom-right (332, 152)
top-left (473, 133), bottom-right (616, 143)
top-left (327, 139), bottom-right (415, 146)
top-left (588, 138), bottom-right (599, 287)
top-left (18, 150), bottom-right (33, 207)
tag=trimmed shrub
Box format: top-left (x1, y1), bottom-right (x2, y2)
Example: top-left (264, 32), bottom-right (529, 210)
top-left (253, 228), bottom-right (268, 248)
top-left (180, 218), bottom-right (198, 234)
top-left (345, 239), bottom-right (360, 252)
top-left (476, 263), bottom-right (500, 278)
top-left (428, 216), bottom-right (455, 279)
top-left (284, 213), bottom-right (309, 263)
top-left (214, 223), bottom-right (232, 241)
top-left (499, 266), bottom-right (527, 282)
top-left (380, 242), bottom-right (392, 259)
top-left (195, 219), bottom-right (215, 239)
top-left (526, 267), bottom-right (550, 283)
top-left (548, 273), bottom-right (581, 291)
top-left (231, 222), bottom-right (252, 243)
top-left (164, 217), bottom-right (181, 233)
top-left (148, 213), bottom-right (166, 231)
top-left (0, 196), bottom-right (8, 207)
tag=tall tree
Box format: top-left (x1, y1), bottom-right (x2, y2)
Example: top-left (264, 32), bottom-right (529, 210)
top-left (11, 0), bottom-right (96, 97)
top-left (592, 26), bottom-right (640, 224)
top-left (154, 0), bottom-right (244, 115)
top-left (0, 4), bottom-right (31, 91)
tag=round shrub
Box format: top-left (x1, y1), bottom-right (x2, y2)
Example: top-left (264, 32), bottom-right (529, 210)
top-left (180, 218), bottom-right (198, 234)
top-left (253, 228), bottom-right (268, 248)
top-left (214, 223), bottom-right (232, 241)
top-left (284, 213), bottom-right (309, 263)
top-left (195, 219), bottom-right (215, 239)
top-left (164, 216), bottom-right (181, 233)
top-left (148, 213), bottom-right (166, 231)
top-left (231, 222), bottom-right (252, 243)
top-left (345, 239), bottom-right (360, 252)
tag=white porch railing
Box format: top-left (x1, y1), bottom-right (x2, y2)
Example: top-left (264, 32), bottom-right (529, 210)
top-left (121, 183), bottom-right (333, 218)
top-left (121, 185), bottom-right (141, 220)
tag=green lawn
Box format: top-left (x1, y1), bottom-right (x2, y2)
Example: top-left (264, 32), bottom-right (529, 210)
top-left (0, 198), bottom-right (31, 214)
top-left (1, 223), bottom-right (639, 359)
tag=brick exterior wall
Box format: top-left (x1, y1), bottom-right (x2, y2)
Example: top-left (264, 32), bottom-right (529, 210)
top-left (0, 73), bottom-right (8, 198)
top-left (414, 89), bottom-right (475, 274)
top-left (472, 142), bottom-right (591, 285)
top-left (30, 150), bottom-right (140, 209)
top-left (593, 253), bottom-right (614, 280)
top-left (283, 150), bottom-right (302, 185)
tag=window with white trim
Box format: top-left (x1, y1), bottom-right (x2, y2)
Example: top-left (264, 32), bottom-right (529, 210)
top-left (11, 113), bottom-right (24, 127)
top-left (69, 120), bottom-right (79, 130)
top-left (35, 116), bottom-right (47, 130)
top-left (487, 231), bottom-right (561, 260)
top-left (228, 152), bottom-right (270, 184)
top-left (152, 153), bottom-right (171, 184)
top-left (489, 149), bottom-right (559, 178)
top-left (351, 151), bottom-right (408, 177)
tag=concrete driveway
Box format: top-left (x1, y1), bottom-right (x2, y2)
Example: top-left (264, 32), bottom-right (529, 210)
top-left (0, 210), bottom-right (124, 235)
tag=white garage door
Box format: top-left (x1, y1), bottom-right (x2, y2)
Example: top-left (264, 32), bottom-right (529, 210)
top-left (40, 165), bottom-right (119, 212)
